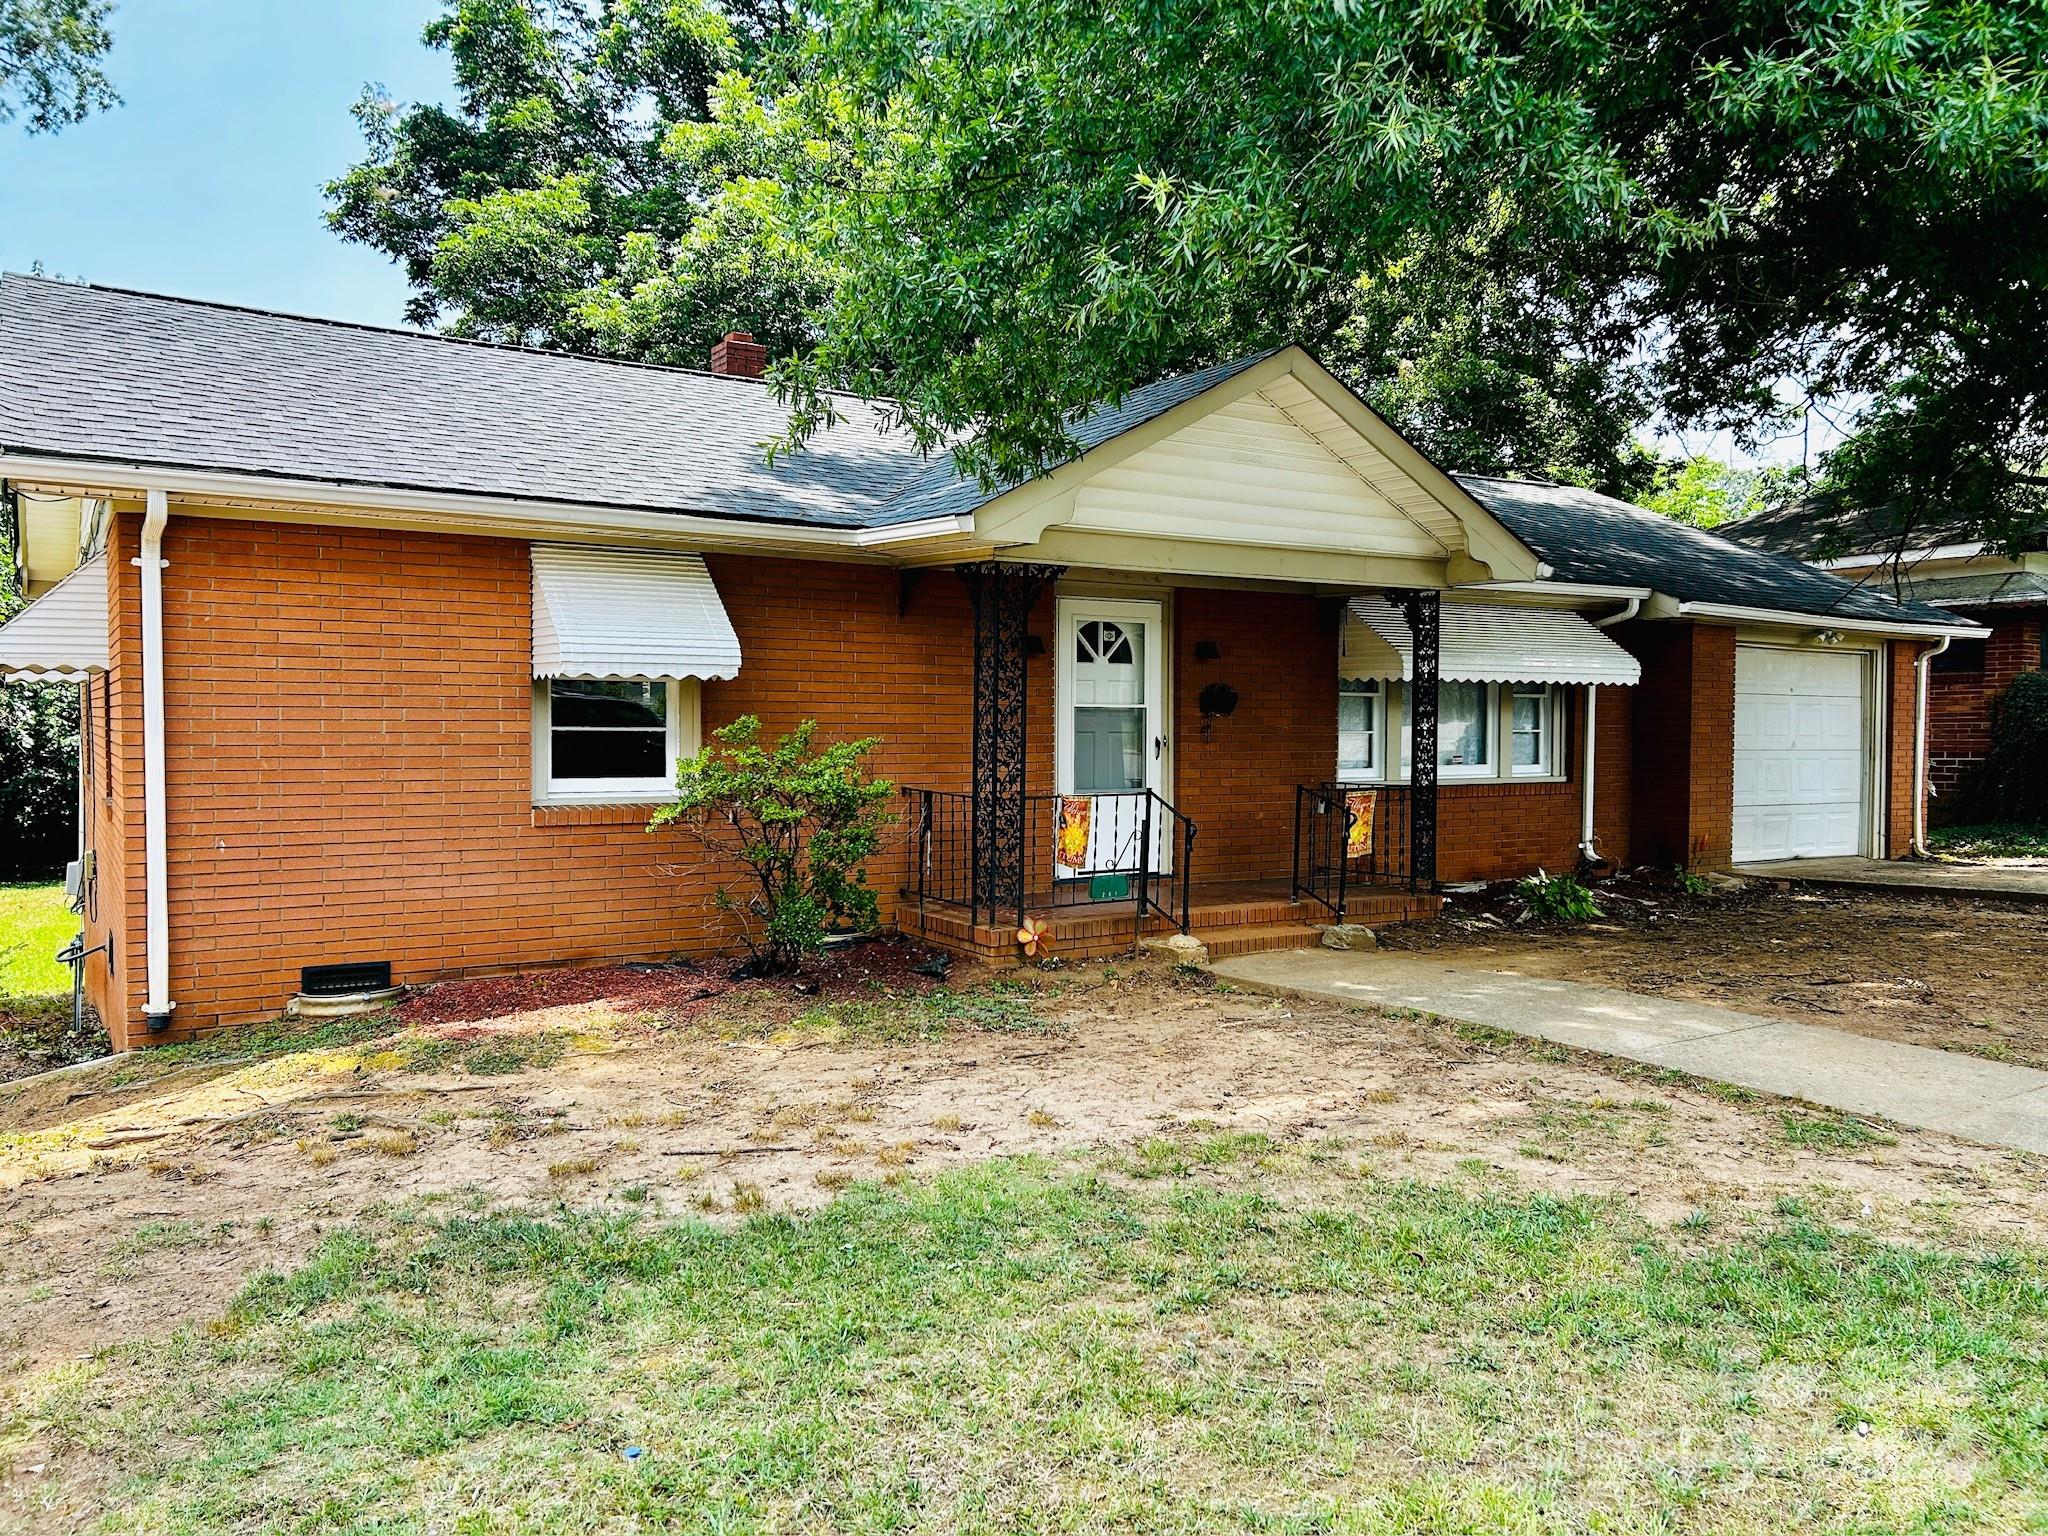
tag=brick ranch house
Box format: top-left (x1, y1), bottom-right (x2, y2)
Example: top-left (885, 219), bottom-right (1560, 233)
top-left (1726, 498), bottom-right (2045, 817)
top-left (0, 276), bottom-right (1982, 1048)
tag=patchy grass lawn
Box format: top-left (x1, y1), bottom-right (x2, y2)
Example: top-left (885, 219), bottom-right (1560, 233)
top-left (1930, 823), bottom-right (2048, 863)
top-left (0, 884), bottom-right (100, 1080)
top-left (13, 1144), bottom-right (2048, 1533)
top-left (0, 883), bottom-right (74, 1002)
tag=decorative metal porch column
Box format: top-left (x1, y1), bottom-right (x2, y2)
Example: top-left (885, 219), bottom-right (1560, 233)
top-left (957, 561), bottom-right (1064, 924)
top-left (1400, 590), bottom-right (1441, 891)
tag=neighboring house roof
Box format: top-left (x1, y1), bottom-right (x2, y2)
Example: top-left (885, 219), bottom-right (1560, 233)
top-left (1897, 570), bottom-right (2048, 610)
top-left (1719, 496), bottom-right (1988, 561)
top-left (1457, 474), bottom-right (1960, 628)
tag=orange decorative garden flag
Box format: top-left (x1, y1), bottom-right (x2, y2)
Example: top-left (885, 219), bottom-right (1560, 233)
top-left (1345, 790), bottom-right (1376, 859)
top-left (1055, 795), bottom-right (1092, 870)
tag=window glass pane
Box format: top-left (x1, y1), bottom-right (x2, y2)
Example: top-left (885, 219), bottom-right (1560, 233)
top-left (552, 727), bottom-right (666, 781)
top-left (1338, 679), bottom-right (1376, 773)
top-left (550, 679), bottom-right (666, 728)
top-left (1511, 689), bottom-right (1546, 768)
top-left (1437, 681), bottom-right (1489, 767)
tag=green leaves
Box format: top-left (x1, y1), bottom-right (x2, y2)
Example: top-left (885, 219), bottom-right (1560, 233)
top-left (652, 715), bottom-right (895, 972)
top-left (0, 0), bottom-right (115, 134)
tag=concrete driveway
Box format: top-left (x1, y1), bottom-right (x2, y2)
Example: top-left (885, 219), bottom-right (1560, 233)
top-left (1212, 948), bottom-right (2048, 1157)
top-left (1737, 855), bottom-right (2048, 902)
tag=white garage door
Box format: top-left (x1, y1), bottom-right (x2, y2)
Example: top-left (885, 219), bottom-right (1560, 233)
top-left (1733, 646), bottom-right (1869, 862)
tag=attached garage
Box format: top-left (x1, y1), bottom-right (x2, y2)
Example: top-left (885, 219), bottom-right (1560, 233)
top-left (1732, 644), bottom-right (1873, 862)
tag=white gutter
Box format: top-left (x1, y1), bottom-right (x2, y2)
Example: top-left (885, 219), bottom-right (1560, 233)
top-left (1658, 597), bottom-right (1990, 641)
top-left (1593, 596), bottom-right (1642, 629)
top-left (1467, 580), bottom-right (1651, 601)
top-left (138, 489), bottom-right (173, 1028)
top-left (1911, 635), bottom-right (1951, 858)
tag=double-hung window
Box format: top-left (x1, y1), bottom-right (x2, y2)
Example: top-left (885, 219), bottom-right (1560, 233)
top-left (1337, 678), bottom-right (1382, 778)
top-left (1509, 686), bottom-right (1557, 776)
top-left (1340, 679), bottom-right (1567, 782)
top-left (536, 678), bottom-right (700, 802)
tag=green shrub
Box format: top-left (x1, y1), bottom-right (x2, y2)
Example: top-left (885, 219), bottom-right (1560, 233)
top-left (1967, 670), bottom-right (2048, 823)
top-left (651, 716), bottom-right (895, 973)
top-left (1515, 869), bottom-right (1602, 923)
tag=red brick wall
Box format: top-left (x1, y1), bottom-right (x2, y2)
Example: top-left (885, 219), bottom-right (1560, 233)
top-left (1621, 621), bottom-right (1735, 869)
top-left (1927, 611), bottom-right (2044, 808)
top-left (114, 513), bottom-right (992, 1038)
top-left (1171, 589), bottom-right (1632, 884)
top-left (104, 512), bottom-right (1645, 1038)
top-left (1885, 640), bottom-right (1921, 858)
top-left (1436, 684), bottom-right (1633, 880)
top-left (1172, 589), bottom-right (1335, 881)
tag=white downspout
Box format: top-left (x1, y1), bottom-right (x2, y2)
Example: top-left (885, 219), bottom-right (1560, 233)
top-left (1578, 686), bottom-right (1600, 864)
top-left (1578, 596), bottom-right (1639, 863)
top-left (138, 489), bottom-right (174, 1028)
top-left (1911, 635), bottom-right (1951, 858)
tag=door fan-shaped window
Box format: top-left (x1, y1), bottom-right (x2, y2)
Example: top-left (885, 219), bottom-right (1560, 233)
top-left (1076, 620), bottom-right (1136, 665)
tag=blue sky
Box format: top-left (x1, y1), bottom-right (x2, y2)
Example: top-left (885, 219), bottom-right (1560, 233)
top-left (0, 0), bottom-right (451, 326)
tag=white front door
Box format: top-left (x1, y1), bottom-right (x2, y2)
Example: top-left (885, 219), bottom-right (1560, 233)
top-left (1733, 644), bottom-right (1870, 862)
top-left (1055, 597), bottom-right (1168, 875)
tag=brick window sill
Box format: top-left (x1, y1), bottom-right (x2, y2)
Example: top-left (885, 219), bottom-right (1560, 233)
top-left (532, 801), bottom-right (668, 829)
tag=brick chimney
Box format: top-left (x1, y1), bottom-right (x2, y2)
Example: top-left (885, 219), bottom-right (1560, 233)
top-left (709, 331), bottom-right (767, 379)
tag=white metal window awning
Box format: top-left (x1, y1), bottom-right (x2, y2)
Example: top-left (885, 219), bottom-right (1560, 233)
top-left (532, 544), bottom-right (742, 681)
top-left (0, 554), bottom-right (107, 681)
top-left (1340, 595), bottom-right (1642, 686)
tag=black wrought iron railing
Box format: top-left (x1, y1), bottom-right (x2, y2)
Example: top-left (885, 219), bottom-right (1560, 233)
top-left (1291, 781), bottom-right (1414, 920)
top-left (901, 787), bottom-right (1197, 944)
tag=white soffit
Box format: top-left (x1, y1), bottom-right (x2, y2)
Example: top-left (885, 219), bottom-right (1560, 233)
top-left (1340, 596), bottom-right (1642, 686)
top-left (531, 544), bottom-right (742, 681)
top-left (0, 553), bottom-right (106, 680)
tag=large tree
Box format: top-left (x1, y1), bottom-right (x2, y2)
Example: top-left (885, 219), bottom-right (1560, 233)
top-left (1, 0), bottom-right (115, 132)
top-left (758, 0), bottom-right (2048, 544)
top-left (326, 0), bottom-right (828, 360)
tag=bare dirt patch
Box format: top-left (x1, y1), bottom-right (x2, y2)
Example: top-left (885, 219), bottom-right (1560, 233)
top-left (1384, 881), bottom-right (2048, 1069)
top-left (3, 953), bottom-right (2044, 1426)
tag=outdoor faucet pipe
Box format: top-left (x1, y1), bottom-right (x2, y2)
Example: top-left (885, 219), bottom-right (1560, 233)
top-left (139, 488), bottom-right (174, 1029)
top-left (1911, 635), bottom-right (1951, 858)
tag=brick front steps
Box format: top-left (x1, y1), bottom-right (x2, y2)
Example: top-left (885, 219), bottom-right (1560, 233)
top-left (901, 881), bottom-right (1442, 967)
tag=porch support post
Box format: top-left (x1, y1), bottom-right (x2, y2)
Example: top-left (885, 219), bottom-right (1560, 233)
top-left (1400, 590), bottom-right (1441, 891)
top-left (958, 561), bottom-right (1064, 924)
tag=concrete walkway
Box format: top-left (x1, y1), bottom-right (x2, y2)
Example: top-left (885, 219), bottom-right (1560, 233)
top-left (1211, 949), bottom-right (2048, 1156)
top-left (1737, 855), bottom-right (2048, 903)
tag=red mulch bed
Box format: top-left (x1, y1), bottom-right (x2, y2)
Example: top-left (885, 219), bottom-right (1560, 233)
top-left (396, 936), bottom-right (953, 1027)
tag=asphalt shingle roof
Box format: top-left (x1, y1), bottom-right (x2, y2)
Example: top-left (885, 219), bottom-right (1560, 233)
top-left (1719, 496), bottom-right (2003, 562)
top-left (1456, 474), bottom-right (1960, 628)
top-left (0, 274), bottom-right (931, 528)
top-left (0, 277), bottom-right (1969, 630)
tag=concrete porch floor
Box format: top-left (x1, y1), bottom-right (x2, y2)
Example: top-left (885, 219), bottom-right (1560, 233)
top-left (1211, 949), bottom-right (2048, 1157)
top-left (1736, 855), bottom-right (2048, 903)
